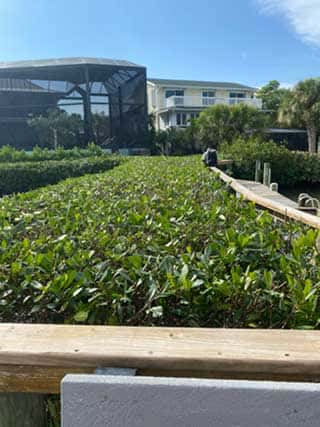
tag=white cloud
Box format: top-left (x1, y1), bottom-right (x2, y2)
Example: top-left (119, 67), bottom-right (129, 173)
top-left (279, 81), bottom-right (295, 89)
top-left (256, 0), bottom-right (320, 46)
top-left (256, 81), bottom-right (295, 89)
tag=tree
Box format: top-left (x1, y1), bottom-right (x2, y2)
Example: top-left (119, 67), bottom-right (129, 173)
top-left (194, 103), bottom-right (266, 149)
top-left (152, 127), bottom-right (198, 155)
top-left (92, 112), bottom-right (110, 145)
top-left (256, 80), bottom-right (290, 126)
top-left (28, 109), bottom-right (84, 149)
top-left (279, 78), bottom-right (320, 153)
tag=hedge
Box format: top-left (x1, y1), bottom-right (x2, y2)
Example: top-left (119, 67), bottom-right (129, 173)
top-left (0, 156), bottom-right (318, 328)
top-left (1, 155), bottom-right (319, 425)
top-left (222, 137), bottom-right (320, 188)
top-left (0, 144), bottom-right (104, 163)
top-left (0, 156), bottom-right (121, 195)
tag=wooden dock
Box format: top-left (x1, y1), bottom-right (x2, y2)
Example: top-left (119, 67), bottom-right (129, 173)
top-left (211, 167), bottom-right (320, 229)
top-left (237, 179), bottom-right (299, 209)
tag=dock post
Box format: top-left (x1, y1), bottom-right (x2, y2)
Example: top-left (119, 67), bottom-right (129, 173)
top-left (255, 160), bottom-right (261, 182)
top-left (270, 183), bottom-right (278, 192)
top-left (263, 163), bottom-right (271, 187)
top-left (267, 165), bottom-right (271, 187)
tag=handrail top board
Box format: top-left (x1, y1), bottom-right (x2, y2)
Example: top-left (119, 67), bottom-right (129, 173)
top-left (1, 324), bottom-right (320, 372)
top-left (1, 324), bottom-right (320, 393)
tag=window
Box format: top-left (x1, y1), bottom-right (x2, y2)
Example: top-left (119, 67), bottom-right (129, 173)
top-left (202, 91), bottom-right (215, 106)
top-left (202, 91), bottom-right (215, 98)
top-left (182, 113), bottom-right (187, 125)
top-left (165, 89), bottom-right (184, 98)
top-left (191, 113), bottom-right (200, 119)
top-left (90, 95), bottom-right (109, 115)
top-left (229, 92), bottom-right (245, 98)
top-left (229, 92), bottom-right (246, 105)
top-left (176, 113), bottom-right (187, 126)
top-left (163, 113), bottom-right (169, 126)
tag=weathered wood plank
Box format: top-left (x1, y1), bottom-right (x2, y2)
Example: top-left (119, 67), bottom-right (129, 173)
top-left (0, 365), bottom-right (95, 394)
top-left (211, 167), bottom-right (320, 229)
top-left (217, 159), bottom-right (233, 166)
top-left (0, 393), bottom-right (47, 426)
top-left (3, 366), bottom-right (320, 395)
top-left (237, 180), bottom-right (299, 209)
top-left (1, 325), bottom-right (320, 393)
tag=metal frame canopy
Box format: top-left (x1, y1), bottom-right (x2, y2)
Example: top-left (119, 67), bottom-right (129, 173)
top-left (0, 57), bottom-right (148, 149)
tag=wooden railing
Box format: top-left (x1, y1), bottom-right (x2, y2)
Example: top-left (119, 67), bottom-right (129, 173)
top-left (211, 166), bottom-right (320, 229)
top-left (1, 324), bottom-right (320, 394)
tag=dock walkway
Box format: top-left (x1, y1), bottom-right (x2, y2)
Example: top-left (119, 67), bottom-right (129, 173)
top-left (211, 167), bottom-right (320, 229)
top-left (237, 180), bottom-right (299, 209)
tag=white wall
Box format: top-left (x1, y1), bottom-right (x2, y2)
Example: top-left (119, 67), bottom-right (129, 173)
top-left (62, 375), bottom-right (320, 427)
top-left (151, 84), bottom-right (255, 111)
top-left (147, 83), bottom-right (156, 113)
top-left (148, 82), bottom-right (257, 130)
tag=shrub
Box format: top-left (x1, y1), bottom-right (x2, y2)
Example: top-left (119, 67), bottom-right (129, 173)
top-left (0, 156), bottom-right (319, 329)
top-left (152, 126), bottom-right (201, 155)
top-left (194, 104), bottom-right (266, 149)
top-left (0, 144), bottom-right (104, 163)
top-left (1, 155), bottom-right (318, 426)
top-left (0, 156), bottom-right (120, 195)
top-left (28, 109), bottom-right (84, 149)
top-left (222, 137), bottom-right (320, 187)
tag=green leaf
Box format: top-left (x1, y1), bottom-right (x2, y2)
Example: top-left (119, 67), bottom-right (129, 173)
top-left (147, 306), bottom-right (163, 318)
top-left (74, 310), bottom-right (89, 322)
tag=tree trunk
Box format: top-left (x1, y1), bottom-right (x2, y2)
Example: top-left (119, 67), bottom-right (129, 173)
top-left (307, 125), bottom-right (317, 153)
top-left (0, 393), bottom-right (47, 427)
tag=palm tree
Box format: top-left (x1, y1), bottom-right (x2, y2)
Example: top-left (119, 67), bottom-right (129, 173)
top-left (279, 78), bottom-right (320, 153)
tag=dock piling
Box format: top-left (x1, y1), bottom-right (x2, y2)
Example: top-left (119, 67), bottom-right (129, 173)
top-left (255, 160), bottom-right (262, 182)
top-left (263, 163), bottom-right (271, 187)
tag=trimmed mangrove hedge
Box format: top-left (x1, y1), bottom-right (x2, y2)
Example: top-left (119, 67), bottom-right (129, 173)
top-left (0, 156), bottom-right (319, 328)
top-left (222, 137), bottom-right (320, 187)
top-left (0, 156), bottom-right (121, 195)
top-left (0, 144), bottom-right (105, 163)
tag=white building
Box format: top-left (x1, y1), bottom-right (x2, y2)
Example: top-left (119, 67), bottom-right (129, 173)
top-left (147, 78), bottom-right (262, 130)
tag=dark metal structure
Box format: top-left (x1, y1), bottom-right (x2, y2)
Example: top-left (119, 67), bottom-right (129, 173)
top-left (266, 128), bottom-right (308, 151)
top-left (0, 57), bottom-right (148, 149)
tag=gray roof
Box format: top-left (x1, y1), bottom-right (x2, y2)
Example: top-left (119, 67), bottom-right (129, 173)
top-left (148, 78), bottom-right (256, 91)
top-left (267, 128), bottom-right (307, 134)
top-left (0, 57), bottom-right (146, 86)
top-left (0, 57), bottom-right (144, 70)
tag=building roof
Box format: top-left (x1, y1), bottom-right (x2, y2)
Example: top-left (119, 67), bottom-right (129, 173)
top-left (148, 78), bottom-right (256, 91)
top-left (266, 128), bottom-right (307, 134)
top-left (0, 57), bottom-right (146, 87)
top-left (0, 57), bottom-right (144, 70)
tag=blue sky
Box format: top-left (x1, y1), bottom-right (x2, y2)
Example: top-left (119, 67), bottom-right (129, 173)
top-left (1, 0), bottom-right (320, 87)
